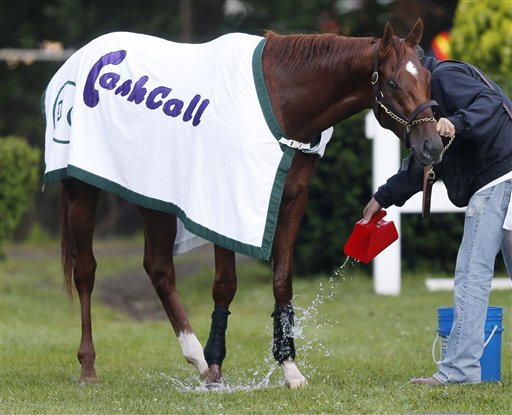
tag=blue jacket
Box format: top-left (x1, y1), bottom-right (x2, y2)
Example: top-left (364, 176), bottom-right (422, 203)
top-left (374, 57), bottom-right (512, 208)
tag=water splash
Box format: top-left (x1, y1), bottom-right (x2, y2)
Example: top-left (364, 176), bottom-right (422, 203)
top-left (154, 360), bottom-right (282, 393)
top-left (162, 255), bottom-right (356, 392)
top-left (290, 255), bottom-right (353, 376)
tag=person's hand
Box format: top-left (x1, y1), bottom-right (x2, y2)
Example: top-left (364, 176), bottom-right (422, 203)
top-left (436, 117), bottom-right (455, 138)
top-left (362, 197), bottom-right (382, 224)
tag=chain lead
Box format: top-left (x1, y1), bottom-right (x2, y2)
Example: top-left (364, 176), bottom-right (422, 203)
top-left (377, 101), bottom-right (437, 129)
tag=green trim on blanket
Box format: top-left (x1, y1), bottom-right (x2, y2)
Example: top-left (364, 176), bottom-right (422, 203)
top-left (43, 165), bottom-right (287, 260)
top-left (41, 86), bottom-right (47, 119)
top-left (43, 168), bottom-right (68, 184)
top-left (252, 39), bottom-right (322, 150)
top-left (260, 146), bottom-right (295, 258)
top-left (252, 39), bottom-right (287, 141)
top-left (250, 39), bottom-right (297, 258)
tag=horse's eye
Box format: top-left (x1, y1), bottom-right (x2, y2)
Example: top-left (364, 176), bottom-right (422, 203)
top-left (387, 80), bottom-right (398, 90)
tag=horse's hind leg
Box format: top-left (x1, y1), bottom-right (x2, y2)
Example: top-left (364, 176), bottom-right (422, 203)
top-left (61, 179), bottom-right (101, 384)
top-left (203, 245), bottom-right (237, 385)
top-left (137, 207), bottom-right (208, 377)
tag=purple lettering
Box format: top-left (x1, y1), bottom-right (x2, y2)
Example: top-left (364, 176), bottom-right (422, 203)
top-left (83, 49), bottom-right (210, 126)
top-left (99, 73), bottom-right (120, 90)
top-left (115, 80), bottom-right (132, 96)
top-left (192, 99), bottom-right (210, 126)
top-left (163, 99), bottom-right (184, 117)
top-left (83, 50), bottom-right (127, 108)
top-left (127, 76), bottom-right (149, 104)
top-left (183, 94), bottom-right (201, 122)
top-left (146, 86), bottom-right (172, 110)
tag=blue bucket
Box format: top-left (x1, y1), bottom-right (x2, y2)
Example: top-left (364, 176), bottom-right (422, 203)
top-left (433, 306), bottom-right (504, 382)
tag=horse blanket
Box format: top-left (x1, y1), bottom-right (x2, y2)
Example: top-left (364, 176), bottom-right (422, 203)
top-left (43, 32), bottom-right (333, 259)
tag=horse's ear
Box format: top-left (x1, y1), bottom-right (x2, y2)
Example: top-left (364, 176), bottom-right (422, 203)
top-left (405, 18), bottom-right (423, 46)
top-left (380, 22), bottom-right (395, 51)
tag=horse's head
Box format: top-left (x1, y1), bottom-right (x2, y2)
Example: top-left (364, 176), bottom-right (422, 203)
top-left (373, 19), bottom-right (444, 166)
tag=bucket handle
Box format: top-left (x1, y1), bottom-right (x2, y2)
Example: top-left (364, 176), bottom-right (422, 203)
top-left (483, 325), bottom-right (499, 348)
top-left (431, 334), bottom-right (441, 364)
top-left (432, 325), bottom-right (499, 364)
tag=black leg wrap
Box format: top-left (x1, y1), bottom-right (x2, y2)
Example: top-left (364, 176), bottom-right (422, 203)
top-left (204, 305), bottom-right (230, 366)
top-left (271, 304), bottom-right (296, 363)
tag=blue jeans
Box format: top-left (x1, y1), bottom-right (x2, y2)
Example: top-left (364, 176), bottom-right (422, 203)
top-left (434, 179), bottom-right (512, 384)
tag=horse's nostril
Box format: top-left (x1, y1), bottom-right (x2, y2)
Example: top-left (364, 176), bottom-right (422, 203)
top-left (422, 139), bottom-right (432, 155)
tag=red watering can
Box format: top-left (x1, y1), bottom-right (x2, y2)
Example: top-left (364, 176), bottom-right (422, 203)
top-left (344, 210), bottom-right (398, 263)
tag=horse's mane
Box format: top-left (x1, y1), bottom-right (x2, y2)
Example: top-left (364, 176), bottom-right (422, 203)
top-left (264, 31), bottom-right (378, 72)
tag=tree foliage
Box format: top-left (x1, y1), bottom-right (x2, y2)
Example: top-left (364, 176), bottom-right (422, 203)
top-left (451, 0), bottom-right (511, 80)
top-left (0, 136), bottom-right (41, 254)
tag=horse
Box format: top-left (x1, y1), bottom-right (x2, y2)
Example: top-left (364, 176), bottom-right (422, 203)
top-left (45, 18), bottom-right (443, 389)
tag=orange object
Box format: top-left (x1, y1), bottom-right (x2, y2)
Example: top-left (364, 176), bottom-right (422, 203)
top-left (431, 31), bottom-right (451, 61)
top-left (344, 210), bottom-right (399, 263)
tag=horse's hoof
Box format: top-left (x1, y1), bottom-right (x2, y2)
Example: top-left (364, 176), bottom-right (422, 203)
top-left (205, 381), bottom-right (225, 390)
top-left (78, 376), bottom-right (100, 385)
top-left (285, 376), bottom-right (308, 389)
top-left (203, 364), bottom-right (223, 385)
top-left (281, 358), bottom-right (307, 389)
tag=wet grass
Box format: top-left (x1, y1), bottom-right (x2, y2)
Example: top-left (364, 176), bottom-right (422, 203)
top-left (1, 239), bottom-right (511, 414)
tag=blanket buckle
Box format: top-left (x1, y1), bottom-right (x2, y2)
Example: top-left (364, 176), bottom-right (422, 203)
top-left (279, 138), bottom-right (307, 150)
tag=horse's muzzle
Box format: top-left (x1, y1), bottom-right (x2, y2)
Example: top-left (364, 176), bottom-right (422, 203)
top-left (416, 136), bottom-right (444, 166)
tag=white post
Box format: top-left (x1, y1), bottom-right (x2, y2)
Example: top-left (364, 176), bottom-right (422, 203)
top-left (365, 112), bottom-right (402, 295)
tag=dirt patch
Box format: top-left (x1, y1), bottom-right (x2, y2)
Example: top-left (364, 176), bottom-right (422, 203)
top-left (7, 241), bottom-right (255, 321)
top-left (96, 244), bottom-right (254, 321)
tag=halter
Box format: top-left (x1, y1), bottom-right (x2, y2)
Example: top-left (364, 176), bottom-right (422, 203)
top-left (371, 43), bottom-right (439, 149)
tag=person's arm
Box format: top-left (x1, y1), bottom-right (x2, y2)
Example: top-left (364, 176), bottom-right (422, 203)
top-left (433, 65), bottom-right (507, 140)
top-left (362, 155), bottom-right (424, 223)
top-left (375, 155), bottom-right (424, 206)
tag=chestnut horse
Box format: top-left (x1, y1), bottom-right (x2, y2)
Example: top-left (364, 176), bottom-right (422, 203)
top-left (55, 19), bottom-right (442, 388)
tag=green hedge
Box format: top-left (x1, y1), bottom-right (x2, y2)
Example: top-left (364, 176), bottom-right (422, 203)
top-left (0, 136), bottom-right (41, 254)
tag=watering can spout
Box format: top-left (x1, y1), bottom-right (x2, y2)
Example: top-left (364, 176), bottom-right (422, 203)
top-left (343, 209), bottom-right (398, 263)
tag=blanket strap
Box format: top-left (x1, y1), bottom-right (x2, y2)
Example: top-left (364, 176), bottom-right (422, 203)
top-left (279, 137), bottom-right (311, 150)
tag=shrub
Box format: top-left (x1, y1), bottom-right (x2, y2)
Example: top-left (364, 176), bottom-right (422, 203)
top-left (0, 136), bottom-right (41, 255)
top-left (451, 0), bottom-right (511, 77)
top-left (451, 0), bottom-right (511, 95)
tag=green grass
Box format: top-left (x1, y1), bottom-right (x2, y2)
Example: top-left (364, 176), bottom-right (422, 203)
top-left (1, 239), bottom-right (511, 414)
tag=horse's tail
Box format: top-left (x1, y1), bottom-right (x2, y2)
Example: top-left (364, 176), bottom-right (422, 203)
top-left (60, 184), bottom-right (74, 300)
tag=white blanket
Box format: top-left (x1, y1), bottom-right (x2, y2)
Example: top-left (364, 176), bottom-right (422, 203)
top-left (43, 32), bottom-right (332, 259)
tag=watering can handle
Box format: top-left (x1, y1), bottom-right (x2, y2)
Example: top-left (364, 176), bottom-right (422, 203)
top-left (370, 209), bottom-right (387, 224)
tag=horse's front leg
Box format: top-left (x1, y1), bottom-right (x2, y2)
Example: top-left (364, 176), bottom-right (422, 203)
top-left (272, 178), bottom-right (311, 389)
top-left (138, 208), bottom-right (208, 378)
top-left (203, 245), bottom-right (237, 386)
